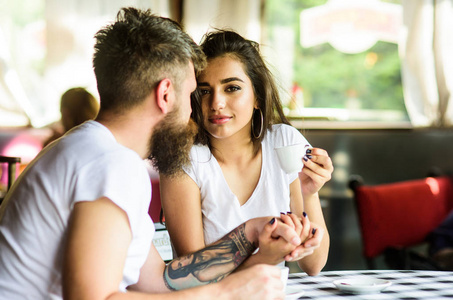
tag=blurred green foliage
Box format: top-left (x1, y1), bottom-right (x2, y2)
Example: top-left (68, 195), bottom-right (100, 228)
top-left (0, 0), bottom-right (44, 27)
top-left (264, 0), bottom-right (406, 115)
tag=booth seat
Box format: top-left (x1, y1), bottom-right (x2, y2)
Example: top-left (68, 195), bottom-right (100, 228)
top-left (349, 175), bottom-right (453, 269)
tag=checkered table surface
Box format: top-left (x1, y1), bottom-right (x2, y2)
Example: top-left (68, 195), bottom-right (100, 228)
top-left (287, 270), bottom-right (453, 299)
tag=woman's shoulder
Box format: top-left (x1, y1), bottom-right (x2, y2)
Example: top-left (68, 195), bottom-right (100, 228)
top-left (184, 143), bottom-right (216, 184)
top-left (269, 123), bottom-right (304, 139)
top-left (267, 123), bottom-right (309, 147)
top-left (271, 123), bottom-right (300, 134)
top-left (189, 143), bottom-right (214, 164)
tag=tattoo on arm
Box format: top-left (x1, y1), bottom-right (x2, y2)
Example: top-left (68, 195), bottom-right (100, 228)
top-left (163, 223), bottom-right (257, 290)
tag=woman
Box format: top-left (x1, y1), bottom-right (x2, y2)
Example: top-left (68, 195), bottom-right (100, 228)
top-left (160, 30), bottom-right (333, 275)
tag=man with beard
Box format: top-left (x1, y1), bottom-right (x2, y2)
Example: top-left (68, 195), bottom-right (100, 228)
top-left (0, 7), bottom-right (302, 300)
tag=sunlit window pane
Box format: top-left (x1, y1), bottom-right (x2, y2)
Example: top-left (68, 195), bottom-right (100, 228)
top-left (263, 0), bottom-right (408, 125)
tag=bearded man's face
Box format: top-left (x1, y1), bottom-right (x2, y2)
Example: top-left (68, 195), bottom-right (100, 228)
top-left (148, 107), bottom-right (198, 177)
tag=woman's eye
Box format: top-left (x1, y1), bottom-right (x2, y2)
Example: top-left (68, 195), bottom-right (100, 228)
top-left (226, 85), bottom-right (241, 92)
top-left (199, 89), bottom-right (210, 96)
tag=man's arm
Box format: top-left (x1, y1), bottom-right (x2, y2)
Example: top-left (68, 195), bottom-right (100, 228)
top-left (161, 216), bottom-right (301, 290)
top-left (63, 199), bottom-right (296, 299)
top-left (63, 198), bottom-right (134, 299)
top-left (163, 222), bottom-right (255, 290)
top-left (63, 198), bottom-right (222, 300)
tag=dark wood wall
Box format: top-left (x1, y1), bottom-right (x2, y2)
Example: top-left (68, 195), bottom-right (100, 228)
top-left (304, 128), bottom-right (453, 192)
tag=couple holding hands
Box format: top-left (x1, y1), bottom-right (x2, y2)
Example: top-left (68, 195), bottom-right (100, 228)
top-left (159, 25), bottom-right (332, 278)
top-left (0, 7), bottom-right (333, 300)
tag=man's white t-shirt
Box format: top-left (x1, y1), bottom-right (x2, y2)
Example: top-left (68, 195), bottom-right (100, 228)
top-left (0, 121), bottom-right (154, 299)
top-left (184, 124), bottom-right (310, 245)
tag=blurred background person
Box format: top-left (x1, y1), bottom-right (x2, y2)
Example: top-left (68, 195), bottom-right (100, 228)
top-left (44, 87), bottom-right (99, 146)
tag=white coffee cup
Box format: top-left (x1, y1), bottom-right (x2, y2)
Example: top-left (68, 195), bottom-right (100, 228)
top-left (275, 143), bottom-right (310, 174)
top-left (279, 266), bottom-right (289, 289)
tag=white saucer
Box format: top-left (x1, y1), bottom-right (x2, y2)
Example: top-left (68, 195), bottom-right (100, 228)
top-left (285, 285), bottom-right (305, 299)
top-left (333, 277), bottom-right (392, 294)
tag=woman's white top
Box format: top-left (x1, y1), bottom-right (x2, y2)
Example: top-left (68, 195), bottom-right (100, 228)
top-left (184, 124), bottom-right (310, 245)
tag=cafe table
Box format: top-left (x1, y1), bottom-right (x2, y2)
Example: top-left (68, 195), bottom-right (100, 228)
top-left (286, 269), bottom-right (453, 299)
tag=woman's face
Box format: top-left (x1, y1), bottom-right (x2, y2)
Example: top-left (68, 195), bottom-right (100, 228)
top-left (197, 55), bottom-right (256, 141)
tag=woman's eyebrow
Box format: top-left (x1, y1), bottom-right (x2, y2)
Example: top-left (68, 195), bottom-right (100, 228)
top-left (221, 77), bottom-right (244, 84)
top-left (197, 77), bottom-right (244, 87)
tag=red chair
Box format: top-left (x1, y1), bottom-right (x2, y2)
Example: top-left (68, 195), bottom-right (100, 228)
top-left (148, 179), bottom-right (164, 223)
top-left (349, 175), bottom-right (453, 269)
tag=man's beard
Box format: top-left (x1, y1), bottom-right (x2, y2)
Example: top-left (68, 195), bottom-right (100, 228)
top-left (148, 108), bottom-right (198, 177)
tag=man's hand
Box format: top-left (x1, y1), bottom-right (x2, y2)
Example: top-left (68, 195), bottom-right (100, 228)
top-left (217, 264), bottom-right (286, 300)
top-left (254, 217), bottom-right (302, 265)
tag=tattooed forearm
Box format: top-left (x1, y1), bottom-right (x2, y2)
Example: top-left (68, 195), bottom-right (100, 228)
top-left (223, 223), bottom-right (256, 259)
top-left (163, 223), bottom-right (257, 290)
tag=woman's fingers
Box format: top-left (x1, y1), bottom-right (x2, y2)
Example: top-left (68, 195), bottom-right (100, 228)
top-left (305, 148), bottom-right (333, 173)
top-left (286, 212), bottom-right (303, 236)
top-left (284, 225), bottom-right (324, 262)
top-left (279, 212), bottom-right (295, 230)
top-left (270, 219), bottom-right (301, 246)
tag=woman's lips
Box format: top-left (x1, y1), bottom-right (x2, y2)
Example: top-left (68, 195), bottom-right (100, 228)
top-left (208, 115), bottom-right (232, 125)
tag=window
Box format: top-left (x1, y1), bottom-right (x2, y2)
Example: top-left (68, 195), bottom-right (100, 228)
top-left (0, 0), bottom-right (170, 128)
top-left (0, 0), bottom-right (46, 127)
top-left (263, 0), bottom-right (408, 128)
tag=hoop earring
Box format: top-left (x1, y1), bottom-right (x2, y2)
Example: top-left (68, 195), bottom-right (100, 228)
top-left (252, 108), bottom-right (264, 139)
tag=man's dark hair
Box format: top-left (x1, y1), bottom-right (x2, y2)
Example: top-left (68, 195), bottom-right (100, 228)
top-left (93, 7), bottom-right (206, 113)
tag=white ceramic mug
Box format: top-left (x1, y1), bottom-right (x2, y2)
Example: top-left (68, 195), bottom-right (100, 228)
top-left (280, 266), bottom-right (289, 289)
top-left (275, 143), bottom-right (310, 174)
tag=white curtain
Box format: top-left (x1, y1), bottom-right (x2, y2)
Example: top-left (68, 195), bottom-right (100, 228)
top-left (400, 0), bottom-right (453, 127)
top-left (0, 0), bottom-right (170, 127)
top-left (182, 0), bottom-right (262, 44)
top-left (434, 0), bottom-right (453, 126)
